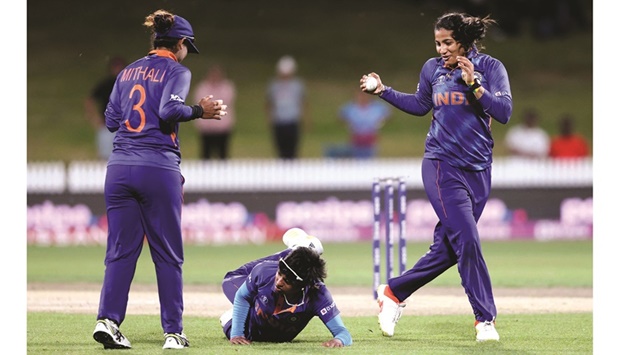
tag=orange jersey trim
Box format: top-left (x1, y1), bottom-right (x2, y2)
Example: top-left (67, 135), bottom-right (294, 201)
top-left (148, 50), bottom-right (178, 62)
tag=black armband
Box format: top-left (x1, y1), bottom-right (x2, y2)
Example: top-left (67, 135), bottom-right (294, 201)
top-left (191, 104), bottom-right (204, 119)
top-left (468, 78), bottom-right (482, 92)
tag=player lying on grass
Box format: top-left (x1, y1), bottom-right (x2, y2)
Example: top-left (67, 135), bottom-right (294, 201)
top-left (219, 228), bottom-right (352, 347)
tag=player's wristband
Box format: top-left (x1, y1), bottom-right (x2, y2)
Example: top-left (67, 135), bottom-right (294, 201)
top-left (468, 78), bottom-right (482, 92)
top-left (191, 104), bottom-right (204, 119)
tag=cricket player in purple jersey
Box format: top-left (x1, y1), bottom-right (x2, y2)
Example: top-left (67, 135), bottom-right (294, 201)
top-left (92, 9), bottom-right (227, 350)
top-left (222, 227), bottom-right (324, 299)
top-left (361, 12), bottom-right (512, 342)
top-left (219, 242), bottom-right (352, 347)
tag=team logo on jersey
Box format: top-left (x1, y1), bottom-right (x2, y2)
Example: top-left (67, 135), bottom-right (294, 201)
top-left (320, 301), bottom-right (336, 315)
top-left (169, 94), bottom-right (185, 103)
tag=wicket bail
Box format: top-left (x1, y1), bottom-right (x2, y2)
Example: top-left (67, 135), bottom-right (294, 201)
top-left (372, 178), bottom-right (407, 299)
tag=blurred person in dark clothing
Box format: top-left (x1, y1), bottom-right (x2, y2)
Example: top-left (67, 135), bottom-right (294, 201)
top-left (84, 56), bottom-right (126, 160)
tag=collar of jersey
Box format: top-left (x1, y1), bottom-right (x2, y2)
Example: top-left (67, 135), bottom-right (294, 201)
top-left (148, 50), bottom-right (178, 62)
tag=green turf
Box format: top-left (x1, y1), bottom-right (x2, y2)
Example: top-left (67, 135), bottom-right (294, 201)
top-left (26, 241), bottom-right (593, 353)
top-left (27, 312), bottom-right (592, 354)
top-left (26, 0), bottom-right (593, 162)
top-left (27, 240), bottom-right (593, 288)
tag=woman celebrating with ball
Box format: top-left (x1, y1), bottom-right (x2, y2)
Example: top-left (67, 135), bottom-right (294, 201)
top-left (362, 12), bottom-right (512, 342)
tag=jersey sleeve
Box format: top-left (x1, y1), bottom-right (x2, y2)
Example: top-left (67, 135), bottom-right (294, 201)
top-left (312, 285), bottom-right (341, 323)
top-left (313, 286), bottom-right (351, 345)
top-left (477, 57), bottom-right (512, 124)
top-left (378, 58), bottom-right (435, 116)
top-left (159, 66), bottom-right (199, 123)
top-left (104, 83), bottom-right (123, 133)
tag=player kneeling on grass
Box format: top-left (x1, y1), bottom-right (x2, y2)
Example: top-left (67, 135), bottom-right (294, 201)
top-left (219, 229), bottom-right (352, 347)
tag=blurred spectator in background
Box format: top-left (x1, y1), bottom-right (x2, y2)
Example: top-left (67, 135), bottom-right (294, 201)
top-left (265, 55), bottom-right (308, 159)
top-left (193, 64), bottom-right (236, 160)
top-left (549, 114), bottom-right (589, 158)
top-left (84, 56), bottom-right (126, 160)
top-left (504, 108), bottom-right (550, 158)
top-left (325, 90), bottom-right (391, 159)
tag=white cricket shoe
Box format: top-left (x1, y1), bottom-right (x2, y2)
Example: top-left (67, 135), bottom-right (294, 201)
top-left (302, 235), bottom-right (324, 255)
top-left (162, 332), bottom-right (190, 349)
top-left (376, 284), bottom-right (406, 337)
top-left (282, 227), bottom-right (324, 255)
top-left (282, 228), bottom-right (307, 247)
top-left (219, 309), bottom-right (233, 328)
top-left (93, 318), bottom-right (131, 349)
top-left (475, 320), bottom-right (500, 342)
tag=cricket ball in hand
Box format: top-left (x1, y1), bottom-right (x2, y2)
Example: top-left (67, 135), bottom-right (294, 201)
top-left (365, 76), bottom-right (378, 92)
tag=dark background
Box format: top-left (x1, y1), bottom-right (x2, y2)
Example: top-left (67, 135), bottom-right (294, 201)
top-left (27, 0), bottom-right (593, 161)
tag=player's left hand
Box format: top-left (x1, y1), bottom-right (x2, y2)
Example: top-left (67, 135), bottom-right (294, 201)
top-left (198, 95), bottom-right (228, 120)
top-left (457, 56), bottom-right (475, 85)
top-left (322, 338), bottom-right (344, 348)
top-left (230, 336), bottom-right (251, 345)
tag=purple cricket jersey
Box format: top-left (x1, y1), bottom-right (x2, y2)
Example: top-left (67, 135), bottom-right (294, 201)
top-left (105, 50), bottom-right (198, 171)
top-left (242, 261), bottom-right (340, 342)
top-left (222, 249), bottom-right (292, 304)
top-left (380, 46), bottom-right (512, 171)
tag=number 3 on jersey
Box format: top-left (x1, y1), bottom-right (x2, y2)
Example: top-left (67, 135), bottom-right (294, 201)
top-left (125, 84), bottom-right (146, 132)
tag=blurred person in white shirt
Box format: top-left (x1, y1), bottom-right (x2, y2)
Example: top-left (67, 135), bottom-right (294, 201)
top-left (193, 64), bottom-right (236, 160)
top-left (504, 108), bottom-right (549, 158)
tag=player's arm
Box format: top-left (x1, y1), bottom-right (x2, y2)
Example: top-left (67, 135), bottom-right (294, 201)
top-left (377, 58), bottom-right (435, 117)
top-left (476, 59), bottom-right (512, 124)
top-left (159, 68), bottom-right (203, 122)
top-left (230, 281), bottom-right (253, 345)
top-left (104, 84), bottom-right (123, 133)
top-left (322, 314), bottom-right (352, 347)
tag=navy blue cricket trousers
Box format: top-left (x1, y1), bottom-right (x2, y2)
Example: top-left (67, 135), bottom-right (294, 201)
top-left (97, 164), bottom-right (185, 333)
top-left (388, 158), bottom-right (497, 322)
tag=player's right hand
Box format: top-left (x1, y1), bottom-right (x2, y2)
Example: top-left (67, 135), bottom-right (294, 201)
top-left (230, 336), bottom-right (251, 345)
top-left (322, 338), bottom-right (344, 347)
top-left (360, 72), bottom-right (385, 95)
top-left (198, 95), bottom-right (228, 120)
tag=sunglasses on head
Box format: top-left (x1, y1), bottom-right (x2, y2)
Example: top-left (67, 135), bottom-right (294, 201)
top-left (279, 258), bottom-right (303, 282)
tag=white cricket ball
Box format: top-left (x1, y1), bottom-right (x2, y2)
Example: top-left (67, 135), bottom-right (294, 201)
top-left (365, 76), bottom-right (378, 92)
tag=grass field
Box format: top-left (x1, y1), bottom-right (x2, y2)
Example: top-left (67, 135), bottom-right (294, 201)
top-left (26, 241), bottom-right (593, 353)
top-left (27, 241), bottom-right (592, 287)
top-left (27, 313), bottom-right (591, 354)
